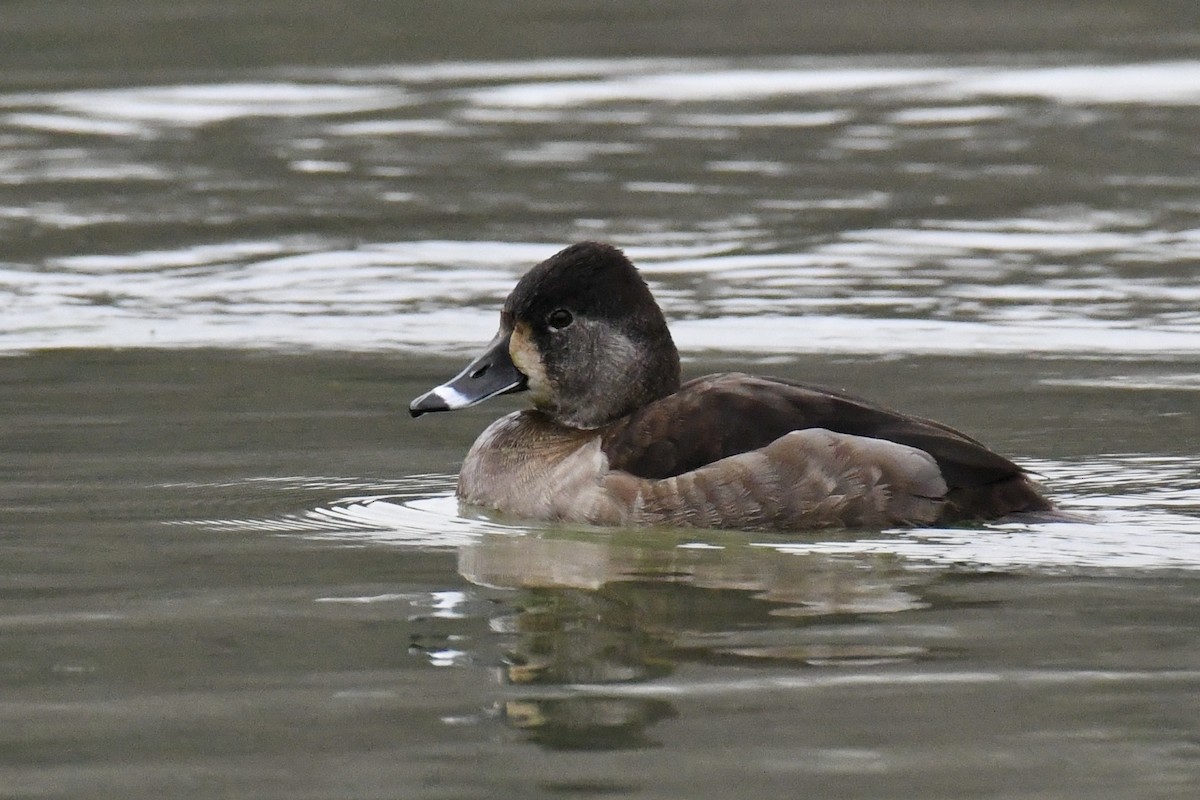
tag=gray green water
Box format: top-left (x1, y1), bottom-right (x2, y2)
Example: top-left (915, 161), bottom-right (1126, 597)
top-left (3, 2), bottom-right (1200, 798)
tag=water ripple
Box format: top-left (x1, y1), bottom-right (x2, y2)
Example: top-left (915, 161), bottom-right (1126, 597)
top-left (177, 456), bottom-right (1200, 573)
top-left (5, 226), bottom-right (1199, 355)
top-left (4, 56), bottom-right (1200, 357)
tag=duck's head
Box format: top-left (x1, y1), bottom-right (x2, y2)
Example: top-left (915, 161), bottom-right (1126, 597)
top-left (410, 242), bottom-right (681, 429)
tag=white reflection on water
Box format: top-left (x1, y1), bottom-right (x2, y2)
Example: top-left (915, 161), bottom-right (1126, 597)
top-left (563, 668), bottom-right (1200, 698)
top-left (466, 67), bottom-right (959, 107)
top-left (951, 62), bottom-right (1200, 105)
top-left (5, 83), bottom-right (412, 126)
top-left (4, 226), bottom-right (1200, 355)
top-left (184, 456), bottom-right (1200, 573)
top-left (768, 519), bottom-right (1200, 571)
top-left (465, 60), bottom-right (1200, 108)
top-left (460, 58), bottom-right (1200, 110)
top-left (3, 56), bottom-right (1200, 356)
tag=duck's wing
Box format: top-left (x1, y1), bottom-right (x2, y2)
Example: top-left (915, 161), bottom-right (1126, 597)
top-left (600, 373), bottom-right (1051, 520)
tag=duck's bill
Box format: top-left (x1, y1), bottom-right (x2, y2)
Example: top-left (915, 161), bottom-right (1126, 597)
top-left (409, 332), bottom-right (528, 417)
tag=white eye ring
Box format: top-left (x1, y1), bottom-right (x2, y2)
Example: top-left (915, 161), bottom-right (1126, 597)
top-left (547, 309), bottom-right (574, 331)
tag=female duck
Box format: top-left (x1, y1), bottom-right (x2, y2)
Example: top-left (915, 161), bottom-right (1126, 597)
top-left (410, 242), bottom-right (1053, 530)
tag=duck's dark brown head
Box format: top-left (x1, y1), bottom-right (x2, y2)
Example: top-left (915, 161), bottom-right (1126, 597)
top-left (410, 242), bottom-right (681, 429)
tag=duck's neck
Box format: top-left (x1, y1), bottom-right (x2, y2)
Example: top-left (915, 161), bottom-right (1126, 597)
top-left (553, 336), bottom-right (681, 430)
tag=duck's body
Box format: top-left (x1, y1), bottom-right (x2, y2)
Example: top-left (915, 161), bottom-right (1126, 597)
top-left (411, 242), bottom-right (1053, 531)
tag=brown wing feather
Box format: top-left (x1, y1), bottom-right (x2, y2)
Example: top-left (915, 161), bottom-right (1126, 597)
top-left (600, 372), bottom-right (1044, 503)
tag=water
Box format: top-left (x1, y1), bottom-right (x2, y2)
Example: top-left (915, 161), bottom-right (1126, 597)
top-left (3, 3), bottom-right (1200, 798)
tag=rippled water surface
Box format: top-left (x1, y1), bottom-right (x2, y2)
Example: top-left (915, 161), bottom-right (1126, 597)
top-left (3, 3), bottom-right (1200, 798)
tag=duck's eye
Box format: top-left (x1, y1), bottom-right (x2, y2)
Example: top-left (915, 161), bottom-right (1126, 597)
top-left (546, 309), bottom-right (574, 331)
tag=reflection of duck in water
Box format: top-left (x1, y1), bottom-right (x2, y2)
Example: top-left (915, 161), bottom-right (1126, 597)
top-left (412, 242), bottom-right (1054, 530)
top-left (489, 582), bottom-right (678, 751)
top-left (460, 528), bottom-right (946, 750)
top-left (460, 528), bottom-right (938, 677)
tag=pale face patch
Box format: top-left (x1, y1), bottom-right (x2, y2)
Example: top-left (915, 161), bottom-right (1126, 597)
top-left (508, 321), bottom-right (552, 406)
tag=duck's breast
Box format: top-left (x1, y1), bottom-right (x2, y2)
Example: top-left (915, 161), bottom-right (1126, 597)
top-left (458, 411), bottom-right (630, 523)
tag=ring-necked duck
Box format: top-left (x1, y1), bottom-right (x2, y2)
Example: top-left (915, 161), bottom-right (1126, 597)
top-left (411, 241), bottom-right (1054, 530)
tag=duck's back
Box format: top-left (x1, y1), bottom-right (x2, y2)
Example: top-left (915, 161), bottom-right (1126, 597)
top-left (600, 372), bottom-right (1052, 525)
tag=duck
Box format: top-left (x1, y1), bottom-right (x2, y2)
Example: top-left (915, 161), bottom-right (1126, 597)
top-left (410, 241), bottom-right (1054, 531)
